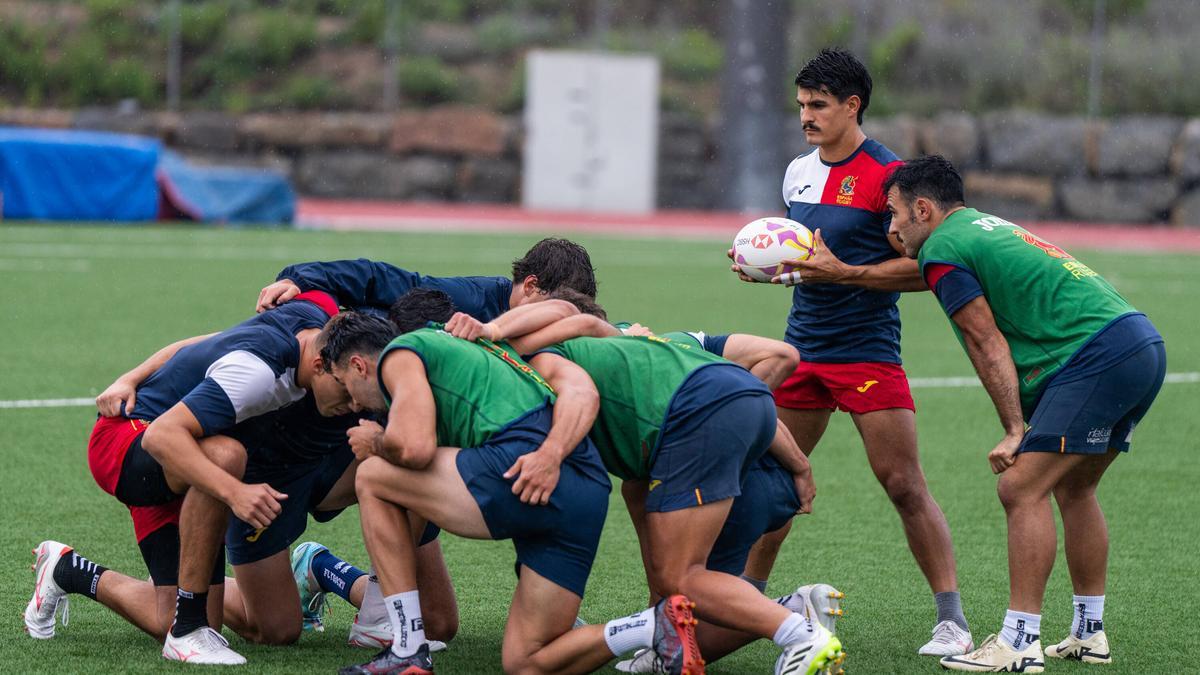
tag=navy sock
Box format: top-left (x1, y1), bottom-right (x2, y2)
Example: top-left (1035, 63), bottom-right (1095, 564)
top-left (170, 588), bottom-right (209, 637)
top-left (310, 550), bottom-right (366, 603)
top-left (52, 551), bottom-right (108, 600)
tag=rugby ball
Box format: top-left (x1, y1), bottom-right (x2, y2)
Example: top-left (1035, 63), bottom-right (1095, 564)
top-left (732, 217), bottom-right (815, 283)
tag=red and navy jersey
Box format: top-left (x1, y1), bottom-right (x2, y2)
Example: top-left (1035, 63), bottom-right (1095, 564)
top-left (279, 259), bottom-right (512, 322)
top-left (126, 294), bottom-right (335, 436)
top-left (781, 139), bottom-right (903, 364)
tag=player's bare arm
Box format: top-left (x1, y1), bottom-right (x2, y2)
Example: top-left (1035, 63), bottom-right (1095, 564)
top-left (949, 295), bottom-right (1025, 474)
top-left (95, 332), bottom-right (217, 416)
top-left (444, 298), bottom-right (580, 342)
top-left (719, 334), bottom-right (800, 391)
top-left (140, 404), bottom-right (286, 529)
top-left (256, 278), bottom-right (300, 312)
top-left (378, 350), bottom-right (439, 469)
top-left (773, 228), bottom-right (927, 292)
top-left (510, 353), bottom-right (600, 505)
top-left (768, 418), bottom-right (815, 514)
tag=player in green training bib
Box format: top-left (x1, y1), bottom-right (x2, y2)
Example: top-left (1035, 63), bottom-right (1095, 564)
top-left (441, 299), bottom-right (845, 675)
top-left (318, 311), bottom-right (703, 675)
top-left (886, 155), bottom-right (1165, 673)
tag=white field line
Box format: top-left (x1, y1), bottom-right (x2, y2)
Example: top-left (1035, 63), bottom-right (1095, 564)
top-left (3, 372), bottom-right (1197, 410)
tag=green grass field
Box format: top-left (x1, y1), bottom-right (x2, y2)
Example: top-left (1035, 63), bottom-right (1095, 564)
top-left (2, 223), bottom-right (1197, 674)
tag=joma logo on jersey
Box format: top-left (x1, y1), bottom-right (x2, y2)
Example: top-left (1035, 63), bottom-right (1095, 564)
top-left (836, 175), bottom-right (857, 205)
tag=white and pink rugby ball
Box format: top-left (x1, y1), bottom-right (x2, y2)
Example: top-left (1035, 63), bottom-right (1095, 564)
top-left (732, 217), bottom-right (815, 283)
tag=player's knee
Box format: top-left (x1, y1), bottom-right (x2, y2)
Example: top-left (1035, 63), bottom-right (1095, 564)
top-left (500, 648), bottom-right (539, 675)
top-left (423, 609), bottom-right (459, 643)
top-left (1052, 479), bottom-right (1097, 505)
top-left (201, 436), bottom-right (247, 477)
top-left (243, 619), bottom-right (301, 646)
top-left (996, 475), bottom-right (1037, 512)
top-left (354, 456), bottom-right (389, 497)
top-left (879, 470), bottom-right (926, 512)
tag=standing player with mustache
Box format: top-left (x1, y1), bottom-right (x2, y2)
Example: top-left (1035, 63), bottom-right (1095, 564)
top-left (730, 48), bottom-right (973, 657)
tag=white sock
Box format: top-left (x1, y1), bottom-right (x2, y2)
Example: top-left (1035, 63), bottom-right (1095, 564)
top-left (775, 591), bottom-right (806, 614)
top-left (603, 607), bottom-right (656, 656)
top-left (359, 572), bottom-right (388, 625)
top-left (384, 591), bottom-right (425, 657)
top-left (772, 612), bottom-right (816, 648)
top-left (1071, 595), bottom-right (1105, 639)
top-left (999, 610), bottom-right (1040, 650)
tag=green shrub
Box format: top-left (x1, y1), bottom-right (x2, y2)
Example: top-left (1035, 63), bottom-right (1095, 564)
top-left (51, 34), bottom-right (108, 106)
top-left (398, 56), bottom-right (462, 105)
top-left (263, 74), bottom-right (347, 110)
top-left (0, 21), bottom-right (50, 104)
top-left (103, 57), bottom-right (158, 105)
top-left (179, 1), bottom-right (230, 50)
top-left (477, 13), bottom-right (527, 56)
top-left (659, 29), bottom-right (722, 82)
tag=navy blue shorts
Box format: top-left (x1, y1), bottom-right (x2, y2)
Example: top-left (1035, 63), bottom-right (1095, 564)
top-left (455, 405), bottom-right (611, 597)
top-left (679, 331), bottom-right (730, 357)
top-left (1020, 342), bottom-right (1166, 454)
top-left (646, 364), bottom-right (777, 513)
top-left (707, 455), bottom-right (800, 575)
top-left (225, 445), bottom-right (356, 565)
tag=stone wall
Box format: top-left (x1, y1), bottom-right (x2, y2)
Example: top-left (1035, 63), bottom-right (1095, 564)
top-left (4, 107), bottom-right (1199, 225)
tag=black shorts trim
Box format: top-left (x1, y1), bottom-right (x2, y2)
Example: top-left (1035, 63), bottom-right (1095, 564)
top-left (138, 524), bottom-right (227, 587)
top-left (115, 434), bottom-right (180, 507)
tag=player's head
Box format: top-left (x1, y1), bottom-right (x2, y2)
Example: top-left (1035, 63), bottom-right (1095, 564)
top-left (794, 48), bottom-right (872, 145)
top-left (510, 238), bottom-right (598, 307)
top-left (883, 154), bottom-right (965, 258)
top-left (546, 287), bottom-right (608, 321)
top-left (318, 312), bottom-right (397, 412)
top-left (389, 288), bottom-right (457, 334)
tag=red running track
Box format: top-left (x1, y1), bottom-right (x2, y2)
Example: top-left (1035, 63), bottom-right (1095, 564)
top-left (297, 199), bottom-right (1200, 253)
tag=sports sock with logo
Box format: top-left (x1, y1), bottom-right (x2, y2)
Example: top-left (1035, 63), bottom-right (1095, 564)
top-left (603, 607), bottom-right (656, 656)
top-left (310, 550), bottom-right (366, 603)
top-left (772, 612), bottom-right (816, 647)
top-left (52, 551), bottom-right (108, 600)
top-left (741, 574), bottom-right (769, 593)
top-left (999, 609), bottom-right (1040, 650)
top-left (935, 591), bottom-right (970, 632)
top-left (170, 588), bottom-right (209, 637)
top-left (385, 590), bottom-right (425, 657)
top-left (358, 572), bottom-right (389, 625)
top-left (1070, 595), bottom-right (1104, 639)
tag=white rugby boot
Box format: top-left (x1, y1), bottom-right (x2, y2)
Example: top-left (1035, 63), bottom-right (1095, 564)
top-left (1045, 630), bottom-right (1111, 664)
top-left (940, 633), bottom-right (1044, 672)
top-left (920, 619), bottom-right (975, 656)
top-left (162, 626), bottom-right (247, 665)
top-left (24, 541), bottom-right (72, 639)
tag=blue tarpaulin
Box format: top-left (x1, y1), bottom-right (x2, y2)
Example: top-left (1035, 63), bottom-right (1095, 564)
top-left (158, 151), bottom-right (295, 224)
top-left (0, 126), bottom-right (295, 224)
top-left (0, 126), bottom-right (160, 221)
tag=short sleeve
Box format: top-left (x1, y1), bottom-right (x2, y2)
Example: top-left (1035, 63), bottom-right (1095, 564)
top-left (924, 263), bottom-right (984, 317)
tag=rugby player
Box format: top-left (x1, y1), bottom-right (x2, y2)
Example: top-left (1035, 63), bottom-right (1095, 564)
top-left (319, 311), bottom-right (702, 675)
top-left (885, 155), bottom-right (1165, 672)
top-left (26, 292), bottom-right (354, 665)
top-left (443, 300), bottom-right (845, 674)
top-left (729, 47), bottom-right (971, 655)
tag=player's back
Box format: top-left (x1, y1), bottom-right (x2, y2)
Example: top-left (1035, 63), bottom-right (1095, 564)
top-left (130, 300), bottom-right (332, 426)
top-left (781, 139), bottom-right (903, 364)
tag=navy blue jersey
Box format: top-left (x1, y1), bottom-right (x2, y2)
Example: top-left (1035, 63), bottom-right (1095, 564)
top-left (127, 300), bottom-right (332, 436)
top-left (279, 259), bottom-right (512, 321)
top-left (782, 139), bottom-right (904, 364)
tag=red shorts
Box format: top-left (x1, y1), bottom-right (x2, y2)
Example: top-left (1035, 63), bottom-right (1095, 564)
top-left (87, 416), bottom-right (182, 542)
top-left (773, 361), bottom-right (915, 414)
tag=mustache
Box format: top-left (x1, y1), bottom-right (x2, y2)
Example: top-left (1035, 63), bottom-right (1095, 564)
top-left (803, 123), bottom-right (820, 132)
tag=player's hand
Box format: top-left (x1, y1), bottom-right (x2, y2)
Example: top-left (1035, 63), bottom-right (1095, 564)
top-left (96, 376), bottom-right (139, 417)
top-left (347, 419), bottom-right (385, 461)
top-left (728, 247), bottom-right (761, 283)
top-left (503, 447), bottom-right (562, 505)
top-left (792, 464), bottom-right (816, 515)
top-left (230, 483), bottom-right (287, 529)
top-left (773, 229), bottom-right (850, 286)
top-left (622, 322), bottom-right (654, 337)
top-left (988, 432), bottom-right (1023, 474)
top-left (256, 279), bottom-right (302, 313)
top-left (444, 312), bottom-right (499, 342)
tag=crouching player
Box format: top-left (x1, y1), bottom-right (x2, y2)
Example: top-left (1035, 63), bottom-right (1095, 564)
top-left (320, 312), bottom-right (703, 675)
top-left (444, 301), bottom-right (845, 674)
top-left (25, 292), bottom-right (355, 665)
top-left (886, 156), bottom-right (1166, 672)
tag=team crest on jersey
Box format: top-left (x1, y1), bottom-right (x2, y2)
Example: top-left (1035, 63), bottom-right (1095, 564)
top-left (836, 175), bottom-right (857, 205)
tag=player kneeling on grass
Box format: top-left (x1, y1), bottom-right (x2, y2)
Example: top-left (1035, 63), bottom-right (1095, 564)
top-left (319, 311), bottom-right (703, 675)
top-left (441, 298), bottom-right (844, 675)
top-left (26, 292), bottom-right (355, 665)
top-left (885, 155), bottom-right (1166, 673)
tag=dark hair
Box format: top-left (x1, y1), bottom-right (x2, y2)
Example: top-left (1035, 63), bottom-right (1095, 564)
top-left (388, 288), bottom-right (458, 334)
top-left (512, 238), bottom-right (598, 299)
top-left (794, 48), bottom-right (872, 125)
top-left (882, 155), bottom-right (965, 210)
top-left (319, 312), bottom-right (396, 371)
top-left (546, 287), bottom-right (608, 321)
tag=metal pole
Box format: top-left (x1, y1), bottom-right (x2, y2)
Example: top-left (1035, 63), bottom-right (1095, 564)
top-left (382, 0), bottom-right (400, 110)
top-left (1087, 0), bottom-right (1106, 118)
top-left (166, 0), bottom-right (181, 111)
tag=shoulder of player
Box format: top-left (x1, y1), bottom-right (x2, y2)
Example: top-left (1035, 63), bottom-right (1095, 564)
top-left (783, 147), bottom-right (820, 175)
